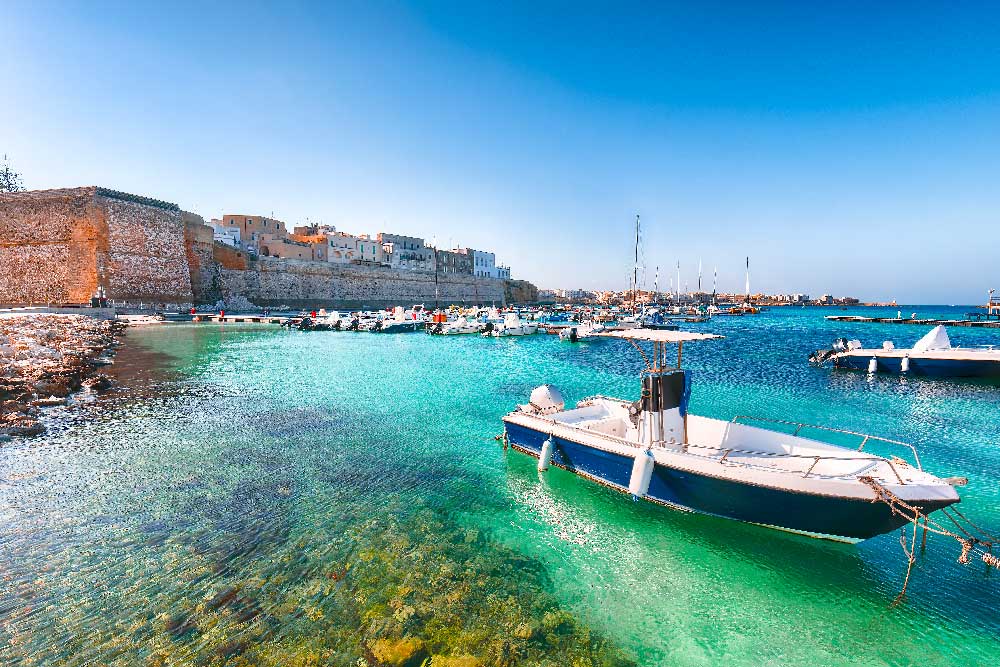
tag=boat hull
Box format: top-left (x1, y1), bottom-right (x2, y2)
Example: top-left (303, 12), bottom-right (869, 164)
top-left (835, 354), bottom-right (1000, 377)
top-left (503, 420), bottom-right (954, 541)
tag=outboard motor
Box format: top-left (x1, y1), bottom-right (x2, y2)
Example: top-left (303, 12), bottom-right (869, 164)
top-left (370, 320), bottom-right (383, 332)
top-left (482, 321), bottom-right (494, 334)
top-left (332, 319), bottom-right (342, 331)
top-left (569, 327), bottom-right (579, 342)
top-left (298, 317), bottom-right (314, 331)
top-left (809, 337), bottom-right (850, 365)
top-left (524, 385), bottom-right (565, 415)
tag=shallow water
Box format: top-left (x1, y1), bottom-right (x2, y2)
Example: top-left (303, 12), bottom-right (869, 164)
top-left (1, 307), bottom-right (998, 666)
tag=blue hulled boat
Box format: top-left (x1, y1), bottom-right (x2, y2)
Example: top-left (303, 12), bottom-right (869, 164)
top-left (811, 325), bottom-right (1000, 377)
top-left (502, 329), bottom-right (961, 542)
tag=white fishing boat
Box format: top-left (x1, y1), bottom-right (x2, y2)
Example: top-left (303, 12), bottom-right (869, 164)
top-left (488, 313), bottom-right (538, 337)
top-left (558, 322), bottom-right (608, 342)
top-left (811, 325), bottom-right (1000, 377)
top-left (370, 306), bottom-right (423, 333)
top-left (432, 316), bottom-right (481, 335)
top-left (502, 329), bottom-right (962, 542)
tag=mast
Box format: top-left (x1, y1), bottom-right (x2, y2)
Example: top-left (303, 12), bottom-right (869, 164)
top-left (745, 256), bottom-right (750, 303)
top-left (632, 215), bottom-right (640, 313)
top-left (712, 266), bottom-right (718, 305)
top-left (653, 266), bottom-right (659, 301)
top-left (676, 261), bottom-right (681, 302)
top-left (698, 259), bottom-right (703, 293)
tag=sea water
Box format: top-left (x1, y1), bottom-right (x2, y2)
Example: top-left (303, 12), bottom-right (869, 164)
top-left (1, 307), bottom-right (998, 666)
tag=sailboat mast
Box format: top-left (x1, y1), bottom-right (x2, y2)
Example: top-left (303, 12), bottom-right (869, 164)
top-left (632, 215), bottom-right (640, 313)
top-left (698, 259), bottom-right (703, 293)
top-left (676, 261), bottom-right (681, 302)
top-left (745, 256), bottom-right (750, 302)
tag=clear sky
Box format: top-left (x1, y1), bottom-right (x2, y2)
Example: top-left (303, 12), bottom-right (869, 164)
top-left (3, 2), bottom-right (998, 303)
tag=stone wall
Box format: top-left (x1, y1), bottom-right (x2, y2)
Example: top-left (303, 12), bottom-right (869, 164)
top-left (102, 196), bottom-right (193, 304)
top-left (504, 279), bottom-right (539, 305)
top-left (212, 257), bottom-right (507, 309)
top-left (0, 187), bottom-right (194, 307)
top-left (2, 187), bottom-right (537, 311)
top-left (0, 188), bottom-right (103, 305)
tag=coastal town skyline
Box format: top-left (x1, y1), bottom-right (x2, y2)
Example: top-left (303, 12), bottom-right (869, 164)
top-left (4, 3), bottom-right (998, 302)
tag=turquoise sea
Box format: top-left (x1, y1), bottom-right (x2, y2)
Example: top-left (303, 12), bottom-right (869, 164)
top-left (1, 306), bottom-right (998, 666)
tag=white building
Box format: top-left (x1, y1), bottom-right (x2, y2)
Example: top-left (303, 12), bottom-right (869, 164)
top-left (378, 233), bottom-right (434, 271)
top-left (209, 222), bottom-right (241, 248)
top-left (497, 264), bottom-right (511, 280)
top-left (455, 248), bottom-right (498, 278)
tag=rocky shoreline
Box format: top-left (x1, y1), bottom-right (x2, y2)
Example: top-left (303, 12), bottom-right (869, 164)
top-left (0, 314), bottom-right (126, 439)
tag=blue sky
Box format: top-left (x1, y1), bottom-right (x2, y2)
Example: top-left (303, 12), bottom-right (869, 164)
top-left (3, 2), bottom-right (999, 302)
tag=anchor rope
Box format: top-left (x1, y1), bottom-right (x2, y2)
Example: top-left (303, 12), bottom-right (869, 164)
top-left (859, 476), bottom-right (997, 570)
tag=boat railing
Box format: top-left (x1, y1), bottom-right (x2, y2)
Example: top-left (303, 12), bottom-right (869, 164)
top-left (525, 410), bottom-right (913, 484)
top-left (680, 442), bottom-right (908, 484)
top-left (730, 415), bottom-right (922, 471)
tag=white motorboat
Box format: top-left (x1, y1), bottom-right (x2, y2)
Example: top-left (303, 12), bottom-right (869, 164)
top-left (502, 329), bottom-right (962, 542)
top-left (433, 316), bottom-right (481, 335)
top-left (558, 322), bottom-right (608, 342)
top-left (370, 306), bottom-right (423, 333)
top-left (811, 325), bottom-right (1000, 377)
top-left (488, 313), bottom-right (539, 337)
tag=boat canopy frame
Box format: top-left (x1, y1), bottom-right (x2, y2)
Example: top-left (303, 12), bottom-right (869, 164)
top-left (600, 329), bottom-right (724, 372)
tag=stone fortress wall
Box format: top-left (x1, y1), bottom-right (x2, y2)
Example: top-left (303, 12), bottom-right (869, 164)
top-left (214, 257), bottom-right (504, 309)
top-left (0, 187), bottom-right (192, 306)
top-left (1, 187), bottom-right (533, 310)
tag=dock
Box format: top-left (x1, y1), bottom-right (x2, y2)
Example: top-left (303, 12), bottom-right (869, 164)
top-left (825, 316), bottom-right (1000, 328)
top-left (194, 314), bottom-right (294, 325)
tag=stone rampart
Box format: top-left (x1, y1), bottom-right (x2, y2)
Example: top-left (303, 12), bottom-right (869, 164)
top-left (213, 257), bottom-right (506, 309)
top-left (0, 187), bottom-right (193, 307)
top-left (2, 187), bottom-right (536, 311)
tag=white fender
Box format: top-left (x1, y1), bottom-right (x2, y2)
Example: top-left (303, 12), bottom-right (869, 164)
top-left (900, 356), bottom-right (910, 373)
top-left (628, 449), bottom-right (655, 498)
top-left (867, 358), bottom-right (878, 374)
top-left (538, 436), bottom-right (554, 472)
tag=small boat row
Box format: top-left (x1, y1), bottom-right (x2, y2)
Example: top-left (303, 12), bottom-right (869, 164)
top-left (291, 305), bottom-right (689, 341)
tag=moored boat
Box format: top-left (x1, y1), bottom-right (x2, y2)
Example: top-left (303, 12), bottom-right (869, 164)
top-left (811, 325), bottom-right (1000, 377)
top-left (488, 313), bottom-right (538, 337)
top-left (502, 329), bottom-right (962, 542)
top-left (558, 322), bottom-right (608, 342)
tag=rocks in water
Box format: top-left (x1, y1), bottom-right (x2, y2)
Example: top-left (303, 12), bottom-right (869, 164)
top-left (0, 314), bottom-right (124, 439)
top-left (369, 637), bottom-right (428, 667)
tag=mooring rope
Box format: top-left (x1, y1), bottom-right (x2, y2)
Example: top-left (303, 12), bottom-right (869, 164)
top-left (859, 476), bottom-right (998, 586)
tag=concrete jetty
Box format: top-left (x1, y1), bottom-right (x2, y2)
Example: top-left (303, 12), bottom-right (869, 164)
top-left (825, 315), bottom-right (1000, 328)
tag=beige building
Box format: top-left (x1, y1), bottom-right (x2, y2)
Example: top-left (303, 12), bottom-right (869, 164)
top-left (258, 233), bottom-right (315, 261)
top-left (217, 214), bottom-right (288, 252)
top-left (379, 233), bottom-right (434, 271)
